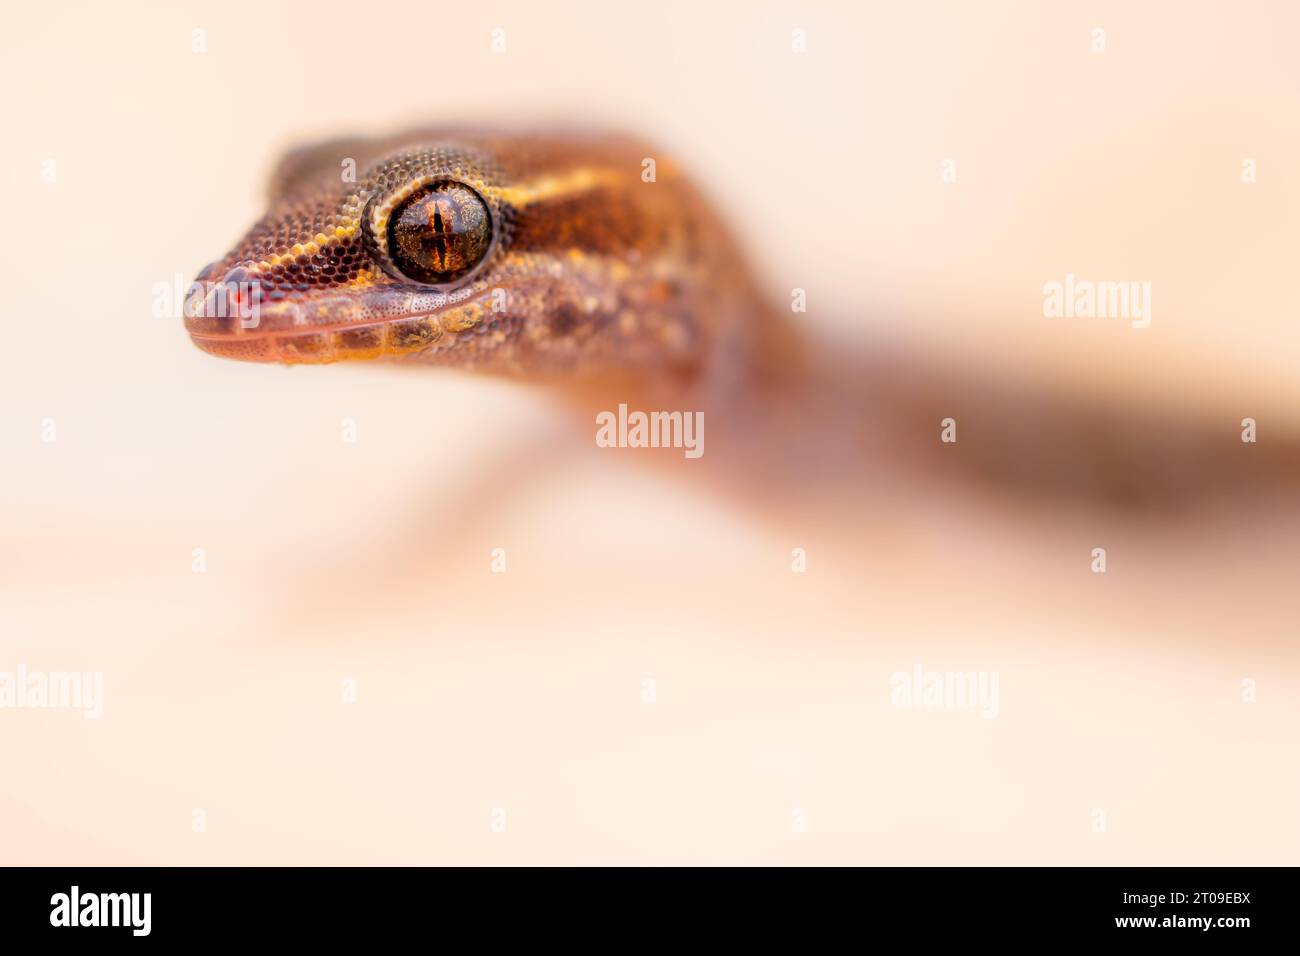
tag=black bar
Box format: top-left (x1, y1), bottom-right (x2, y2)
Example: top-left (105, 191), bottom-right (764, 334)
top-left (0, 866), bottom-right (1288, 943)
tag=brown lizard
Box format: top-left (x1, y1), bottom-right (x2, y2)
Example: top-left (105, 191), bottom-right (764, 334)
top-left (185, 128), bottom-right (1300, 513)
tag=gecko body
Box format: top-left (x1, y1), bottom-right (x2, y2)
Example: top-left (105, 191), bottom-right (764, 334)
top-left (187, 129), bottom-right (1299, 511)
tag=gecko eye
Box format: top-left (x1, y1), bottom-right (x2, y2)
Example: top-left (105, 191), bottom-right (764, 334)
top-left (385, 181), bottom-right (492, 284)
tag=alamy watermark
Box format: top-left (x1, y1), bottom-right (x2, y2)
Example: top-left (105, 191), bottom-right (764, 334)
top-left (1042, 273), bottom-right (1151, 329)
top-left (156, 271), bottom-right (263, 329)
top-left (595, 403), bottom-right (704, 459)
top-left (50, 886), bottom-right (150, 936)
top-left (890, 664), bottom-right (1000, 718)
top-left (0, 664), bottom-right (103, 718)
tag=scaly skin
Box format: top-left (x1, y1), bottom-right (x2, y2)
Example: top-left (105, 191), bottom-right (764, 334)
top-left (186, 128), bottom-right (1299, 510)
top-left (184, 128), bottom-right (780, 380)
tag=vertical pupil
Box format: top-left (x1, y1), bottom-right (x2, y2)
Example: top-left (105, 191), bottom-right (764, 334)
top-left (430, 203), bottom-right (447, 270)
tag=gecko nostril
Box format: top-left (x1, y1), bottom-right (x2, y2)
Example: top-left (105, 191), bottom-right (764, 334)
top-left (185, 265), bottom-right (263, 333)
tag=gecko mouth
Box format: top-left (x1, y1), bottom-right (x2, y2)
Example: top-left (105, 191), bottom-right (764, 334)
top-left (183, 271), bottom-right (488, 364)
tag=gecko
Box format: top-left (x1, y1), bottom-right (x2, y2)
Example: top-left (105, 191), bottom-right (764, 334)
top-left (184, 128), bottom-right (1300, 512)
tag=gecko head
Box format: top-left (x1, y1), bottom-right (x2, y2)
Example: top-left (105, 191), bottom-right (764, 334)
top-left (184, 129), bottom-right (756, 378)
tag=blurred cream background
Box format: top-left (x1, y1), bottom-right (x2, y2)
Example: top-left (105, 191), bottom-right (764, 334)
top-left (1, 0), bottom-right (1298, 863)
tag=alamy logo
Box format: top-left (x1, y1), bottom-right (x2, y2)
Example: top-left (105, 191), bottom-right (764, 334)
top-left (595, 403), bottom-right (704, 459)
top-left (890, 664), bottom-right (1000, 718)
top-left (0, 665), bottom-right (103, 718)
top-left (50, 886), bottom-right (151, 936)
top-left (1042, 273), bottom-right (1152, 328)
top-left (162, 271), bottom-right (263, 329)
